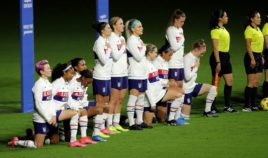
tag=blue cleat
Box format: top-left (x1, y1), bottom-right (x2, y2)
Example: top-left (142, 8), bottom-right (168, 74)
top-left (92, 135), bottom-right (107, 142)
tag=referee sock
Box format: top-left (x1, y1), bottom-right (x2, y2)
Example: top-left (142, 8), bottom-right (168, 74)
top-left (224, 85), bottom-right (232, 107)
top-left (251, 87), bottom-right (257, 107)
top-left (263, 81), bottom-right (268, 98)
top-left (244, 86), bottom-right (252, 107)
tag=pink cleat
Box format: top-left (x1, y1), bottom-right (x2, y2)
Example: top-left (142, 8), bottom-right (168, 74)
top-left (7, 137), bottom-right (19, 147)
top-left (69, 141), bottom-right (86, 147)
top-left (79, 136), bottom-right (97, 144)
top-left (100, 128), bottom-right (112, 135)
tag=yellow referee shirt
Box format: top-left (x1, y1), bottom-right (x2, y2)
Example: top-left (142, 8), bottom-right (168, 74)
top-left (263, 23), bottom-right (268, 36)
top-left (245, 25), bottom-right (264, 53)
top-left (211, 27), bottom-right (230, 52)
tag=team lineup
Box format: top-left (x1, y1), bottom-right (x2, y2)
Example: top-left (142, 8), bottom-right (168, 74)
top-left (7, 8), bottom-right (268, 148)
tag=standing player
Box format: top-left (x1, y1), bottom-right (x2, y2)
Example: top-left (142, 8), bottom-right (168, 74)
top-left (91, 22), bottom-right (113, 141)
top-left (243, 10), bottom-right (264, 112)
top-left (262, 10), bottom-right (268, 98)
top-left (125, 19), bottom-right (147, 130)
top-left (182, 40), bottom-right (218, 119)
top-left (209, 9), bottom-right (237, 113)
top-left (165, 9), bottom-right (186, 88)
top-left (107, 16), bottom-right (129, 133)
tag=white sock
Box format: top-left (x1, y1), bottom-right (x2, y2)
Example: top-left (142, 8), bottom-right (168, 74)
top-left (135, 94), bottom-right (145, 125)
top-left (107, 114), bottom-right (113, 127)
top-left (205, 86), bottom-right (217, 112)
top-left (101, 113), bottom-right (108, 129)
top-left (93, 114), bottom-right (103, 136)
top-left (127, 95), bottom-right (137, 126)
top-left (16, 140), bottom-right (36, 148)
top-left (113, 113), bottom-right (120, 126)
top-left (175, 96), bottom-right (184, 120)
top-left (79, 115), bottom-right (88, 138)
top-left (181, 113), bottom-right (190, 120)
top-left (168, 98), bottom-right (181, 121)
top-left (70, 113), bottom-right (79, 142)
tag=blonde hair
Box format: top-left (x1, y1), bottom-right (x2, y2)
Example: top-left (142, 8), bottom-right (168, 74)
top-left (125, 19), bottom-right (141, 38)
top-left (110, 16), bottom-right (122, 31)
top-left (192, 39), bottom-right (206, 49)
top-left (145, 43), bottom-right (157, 56)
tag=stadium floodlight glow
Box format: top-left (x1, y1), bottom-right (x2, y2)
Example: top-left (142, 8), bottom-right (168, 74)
top-left (20, 0), bottom-right (109, 113)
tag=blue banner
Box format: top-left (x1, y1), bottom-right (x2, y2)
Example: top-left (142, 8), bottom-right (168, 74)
top-left (96, 0), bottom-right (109, 22)
top-left (20, 0), bottom-right (34, 113)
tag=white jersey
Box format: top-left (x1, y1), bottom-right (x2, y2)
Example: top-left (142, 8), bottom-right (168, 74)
top-left (145, 59), bottom-right (166, 107)
top-left (68, 78), bottom-right (88, 110)
top-left (153, 56), bottom-right (169, 88)
top-left (32, 77), bottom-right (56, 123)
top-left (183, 52), bottom-right (199, 93)
top-left (93, 36), bottom-right (112, 80)
top-left (108, 32), bottom-right (128, 77)
top-left (127, 35), bottom-right (147, 79)
top-left (52, 77), bottom-right (70, 110)
top-left (166, 26), bottom-right (185, 69)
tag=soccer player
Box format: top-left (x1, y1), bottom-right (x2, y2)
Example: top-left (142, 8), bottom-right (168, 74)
top-left (125, 19), bottom-right (147, 130)
top-left (262, 10), bottom-right (268, 98)
top-left (91, 21), bottom-right (113, 141)
top-left (107, 16), bottom-right (129, 133)
top-left (165, 9), bottom-right (186, 88)
top-left (7, 60), bottom-right (77, 148)
top-left (68, 69), bottom-right (97, 145)
top-left (243, 11), bottom-right (264, 112)
top-left (209, 9), bottom-right (237, 113)
top-left (182, 39), bottom-right (218, 118)
top-left (144, 44), bottom-right (184, 126)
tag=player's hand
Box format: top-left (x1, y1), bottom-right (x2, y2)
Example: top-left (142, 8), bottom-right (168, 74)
top-left (49, 116), bottom-right (57, 126)
top-left (250, 59), bottom-right (256, 68)
top-left (121, 38), bottom-right (125, 45)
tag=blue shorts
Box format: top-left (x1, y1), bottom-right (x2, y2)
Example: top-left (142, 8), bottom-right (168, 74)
top-left (33, 122), bottom-right (49, 134)
top-left (128, 79), bottom-right (147, 92)
top-left (83, 100), bottom-right (96, 110)
top-left (93, 79), bottom-right (111, 96)
top-left (56, 110), bottom-right (62, 122)
top-left (111, 76), bottom-right (128, 90)
top-left (183, 83), bottom-right (203, 105)
top-left (168, 68), bottom-right (184, 81)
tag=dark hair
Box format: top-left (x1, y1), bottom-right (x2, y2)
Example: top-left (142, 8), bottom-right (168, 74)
top-left (244, 10), bottom-right (260, 29)
top-left (209, 9), bottom-right (226, 29)
top-left (158, 43), bottom-right (171, 55)
top-left (51, 62), bottom-right (72, 82)
top-left (71, 58), bottom-right (84, 71)
top-left (169, 9), bottom-right (186, 26)
top-left (92, 22), bottom-right (108, 35)
top-left (193, 39), bottom-right (206, 49)
top-left (80, 69), bottom-right (93, 79)
top-left (265, 9), bottom-right (268, 23)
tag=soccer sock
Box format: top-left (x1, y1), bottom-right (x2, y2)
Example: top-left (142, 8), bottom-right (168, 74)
top-left (101, 113), bottom-right (108, 129)
top-left (244, 86), bottom-right (252, 107)
top-left (205, 86), bottom-right (217, 112)
top-left (224, 85), bottom-right (232, 107)
top-left (113, 113), bottom-right (120, 126)
top-left (93, 114), bottom-right (103, 136)
top-left (251, 87), bottom-right (257, 107)
top-left (16, 140), bottom-right (36, 148)
top-left (135, 94), bottom-right (145, 125)
top-left (263, 81), bottom-right (268, 98)
top-left (168, 97), bottom-right (182, 121)
top-left (79, 115), bottom-right (88, 138)
top-left (181, 113), bottom-right (190, 120)
top-left (175, 96), bottom-right (184, 120)
top-left (127, 95), bottom-right (137, 126)
top-left (70, 113), bottom-right (79, 142)
top-left (106, 114), bottom-right (113, 128)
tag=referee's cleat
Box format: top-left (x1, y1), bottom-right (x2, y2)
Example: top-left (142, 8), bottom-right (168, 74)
top-left (251, 106), bottom-right (260, 111)
top-left (242, 107), bottom-right (252, 112)
top-left (203, 111), bottom-right (219, 117)
top-left (129, 124), bottom-right (143, 130)
top-left (223, 106), bottom-right (237, 113)
top-left (7, 137), bottom-right (18, 147)
top-left (92, 135), bottom-right (107, 142)
top-left (114, 124), bottom-right (129, 132)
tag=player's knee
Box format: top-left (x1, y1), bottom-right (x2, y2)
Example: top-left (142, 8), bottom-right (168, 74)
top-left (209, 86), bottom-right (217, 96)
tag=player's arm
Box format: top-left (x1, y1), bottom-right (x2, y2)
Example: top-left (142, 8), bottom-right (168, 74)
top-left (127, 39), bottom-right (145, 62)
top-left (166, 28), bottom-right (183, 52)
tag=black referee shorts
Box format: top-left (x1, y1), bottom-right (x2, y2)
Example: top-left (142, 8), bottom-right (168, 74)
top-left (244, 52), bottom-right (263, 74)
top-left (210, 51), bottom-right (232, 77)
top-left (263, 49), bottom-right (268, 69)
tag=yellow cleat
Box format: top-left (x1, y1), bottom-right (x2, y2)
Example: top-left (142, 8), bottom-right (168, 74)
top-left (114, 124), bottom-right (129, 132)
top-left (108, 126), bottom-right (121, 134)
top-left (99, 132), bottom-right (110, 138)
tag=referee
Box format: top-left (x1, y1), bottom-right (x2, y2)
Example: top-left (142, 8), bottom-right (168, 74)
top-left (243, 10), bottom-right (264, 112)
top-left (209, 9), bottom-right (236, 113)
top-left (262, 10), bottom-right (268, 98)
